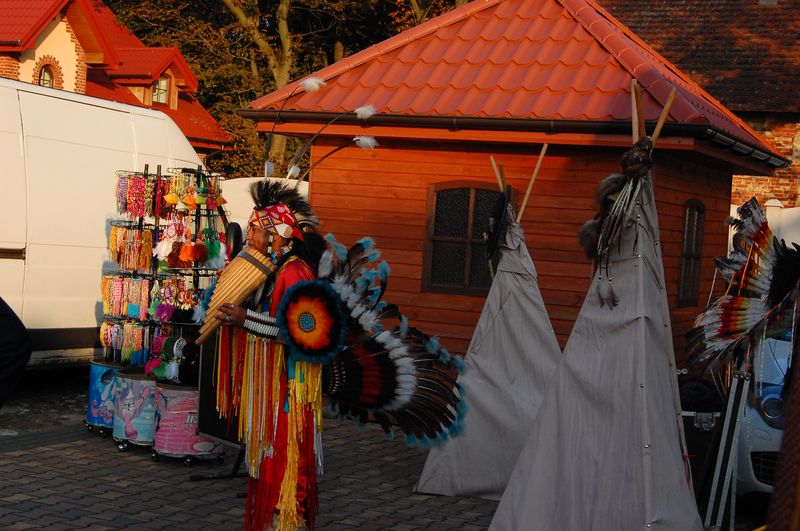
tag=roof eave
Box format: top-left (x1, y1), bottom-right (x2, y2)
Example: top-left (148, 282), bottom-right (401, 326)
top-left (239, 110), bottom-right (791, 171)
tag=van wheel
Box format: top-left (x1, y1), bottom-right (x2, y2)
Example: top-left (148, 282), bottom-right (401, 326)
top-left (226, 222), bottom-right (243, 259)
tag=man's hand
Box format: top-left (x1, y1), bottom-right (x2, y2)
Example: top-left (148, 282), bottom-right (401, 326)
top-left (215, 303), bottom-right (246, 327)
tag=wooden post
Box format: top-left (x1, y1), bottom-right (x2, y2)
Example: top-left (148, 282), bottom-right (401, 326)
top-left (633, 80), bottom-right (646, 140)
top-left (516, 144), bottom-right (548, 223)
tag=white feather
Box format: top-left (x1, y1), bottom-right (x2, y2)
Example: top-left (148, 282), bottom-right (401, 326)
top-left (354, 136), bottom-right (378, 149)
top-left (318, 251), bottom-right (333, 278)
top-left (354, 105), bottom-right (376, 120)
top-left (300, 76), bottom-right (326, 92)
top-left (286, 164), bottom-right (300, 179)
top-left (357, 309), bottom-right (378, 330)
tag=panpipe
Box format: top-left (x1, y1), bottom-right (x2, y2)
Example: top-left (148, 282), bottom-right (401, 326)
top-left (195, 247), bottom-right (276, 345)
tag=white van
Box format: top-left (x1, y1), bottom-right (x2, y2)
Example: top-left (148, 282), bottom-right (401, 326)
top-left (0, 78), bottom-right (201, 366)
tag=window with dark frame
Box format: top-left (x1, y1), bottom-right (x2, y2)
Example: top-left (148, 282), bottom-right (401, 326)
top-left (423, 182), bottom-right (505, 295)
top-left (38, 65), bottom-right (53, 88)
top-left (678, 199), bottom-right (705, 307)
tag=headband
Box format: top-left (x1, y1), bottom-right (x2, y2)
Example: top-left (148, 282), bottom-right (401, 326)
top-left (248, 203), bottom-right (304, 241)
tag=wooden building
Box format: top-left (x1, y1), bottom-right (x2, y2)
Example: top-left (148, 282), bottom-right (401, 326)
top-left (242, 0), bottom-right (789, 362)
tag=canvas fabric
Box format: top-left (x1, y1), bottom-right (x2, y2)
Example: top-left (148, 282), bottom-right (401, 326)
top-left (415, 215), bottom-right (562, 500)
top-left (490, 180), bottom-right (702, 530)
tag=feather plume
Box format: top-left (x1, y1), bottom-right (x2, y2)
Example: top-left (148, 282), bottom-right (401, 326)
top-left (299, 76), bottom-right (326, 92)
top-left (354, 105), bottom-right (376, 120)
top-left (687, 198), bottom-right (800, 372)
top-left (354, 136), bottom-right (378, 149)
top-left (316, 235), bottom-right (467, 446)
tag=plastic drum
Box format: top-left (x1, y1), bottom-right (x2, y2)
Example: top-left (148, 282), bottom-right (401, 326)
top-left (85, 360), bottom-right (122, 432)
top-left (113, 369), bottom-right (156, 448)
top-left (153, 383), bottom-right (223, 460)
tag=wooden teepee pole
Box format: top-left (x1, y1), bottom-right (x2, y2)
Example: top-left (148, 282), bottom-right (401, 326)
top-left (516, 144), bottom-right (548, 223)
top-left (489, 156), bottom-right (505, 192)
top-left (652, 87), bottom-right (678, 146)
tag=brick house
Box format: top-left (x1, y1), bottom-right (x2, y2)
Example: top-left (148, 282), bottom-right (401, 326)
top-left (242, 0), bottom-right (789, 361)
top-left (0, 0), bottom-right (230, 158)
top-left (601, 0), bottom-right (799, 208)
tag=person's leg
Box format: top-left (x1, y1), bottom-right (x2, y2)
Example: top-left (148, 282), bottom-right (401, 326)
top-left (0, 297), bottom-right (32, 408)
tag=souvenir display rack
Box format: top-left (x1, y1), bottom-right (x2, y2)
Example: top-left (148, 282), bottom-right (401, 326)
top-left (99, 165), bottom-right (229, 384)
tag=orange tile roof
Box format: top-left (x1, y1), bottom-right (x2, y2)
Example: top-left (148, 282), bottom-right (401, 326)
top-left (599, 0), bottom-right (800, 113)
top-left (0, 0), bottom-right (69, 50)
top-left (249, 0), bottom-right (786, 166)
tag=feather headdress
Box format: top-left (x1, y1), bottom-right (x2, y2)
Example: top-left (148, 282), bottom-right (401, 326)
top-left (249, 179), bottom-right (319, 229)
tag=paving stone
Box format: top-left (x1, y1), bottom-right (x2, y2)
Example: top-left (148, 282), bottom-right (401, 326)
top-left (0, 418), bottom-right (500, 530)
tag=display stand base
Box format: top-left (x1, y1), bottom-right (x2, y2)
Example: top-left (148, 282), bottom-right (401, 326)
top-left (189, 444), bottom-right (247, 481)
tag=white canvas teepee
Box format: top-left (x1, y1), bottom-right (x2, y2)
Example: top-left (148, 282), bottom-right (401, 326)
top-left (415, 215), bottom-right (562, 500)
top-left (490, 176), bottom-right (702, 530)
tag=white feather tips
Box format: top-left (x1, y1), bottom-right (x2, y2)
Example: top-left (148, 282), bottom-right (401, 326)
top-left (354, 105), bottom-right (376, 120)
top-left (354, 136), bottom-right (378, 149)
top-left (286, 164), bottom-right (300, 179)
top-left (318, 251), bottom-right (333, 279)
top-left (300, 77), bottom-right (326, 92)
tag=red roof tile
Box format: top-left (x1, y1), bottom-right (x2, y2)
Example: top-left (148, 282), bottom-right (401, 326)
top-left (160, 94), bottom-right (232, 149)
top-left (599, 0), bottom-right (800, 112)
top-left (109, 47), bottom-right (198, 91)
top-left (249, 0), bottom-right (784, 164)
top-left (86, 69), bottom-right (230, 147)
top-left (0, 0), bottom-right (69, 50)
top-left (88, 0), bottom-right (143, 48)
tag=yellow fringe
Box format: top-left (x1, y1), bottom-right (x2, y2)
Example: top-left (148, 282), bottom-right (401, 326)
top-left (276, 389), bottom-right (302, 530)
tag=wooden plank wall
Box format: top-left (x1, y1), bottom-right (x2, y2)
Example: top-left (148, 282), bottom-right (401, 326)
top-left (308, 138), bottom-right (732, 365)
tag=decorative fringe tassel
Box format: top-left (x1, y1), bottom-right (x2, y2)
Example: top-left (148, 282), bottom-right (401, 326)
top-left (215, 328), bottom-right (323, 530)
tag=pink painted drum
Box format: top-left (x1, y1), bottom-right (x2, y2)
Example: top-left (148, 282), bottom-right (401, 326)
top-left (85, 360), bottom-right (122, 433)
top-left (113, 369), bottom-right (156, 448)
top-left (153, 382), bottom-right (223, 460)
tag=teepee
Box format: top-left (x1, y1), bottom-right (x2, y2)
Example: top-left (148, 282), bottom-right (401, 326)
top-left (490, 140), bottom-right (702, 530)
top-left (415, 196), bottom-right (562, 500)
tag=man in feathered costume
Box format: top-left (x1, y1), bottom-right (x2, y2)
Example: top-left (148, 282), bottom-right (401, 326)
top-left (214, 180), bottom-right (324, 531)
top-left (202, 179), bottom-right (466, 530)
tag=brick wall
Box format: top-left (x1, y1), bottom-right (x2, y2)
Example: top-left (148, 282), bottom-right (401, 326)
top-left (0, 55), bottom-right (20, 79)
top-left (733, 114), bottom-right (800, 207)
top-left (65, 17), bottom-right (86, 94)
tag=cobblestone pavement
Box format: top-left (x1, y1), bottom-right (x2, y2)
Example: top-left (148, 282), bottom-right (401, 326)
top-left (0, 418), bottom-right (498, 530)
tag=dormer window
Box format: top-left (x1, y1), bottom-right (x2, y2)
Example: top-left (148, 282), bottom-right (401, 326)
top-left (38, 65), bottom-right (54, 88)
top-left (152, 76), bottom-right (169, 104)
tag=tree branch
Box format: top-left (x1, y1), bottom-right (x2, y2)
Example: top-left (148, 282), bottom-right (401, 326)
top-left (219, 0), bottom-right (279, 73)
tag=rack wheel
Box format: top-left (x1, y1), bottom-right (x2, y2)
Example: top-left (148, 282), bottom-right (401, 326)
top-left (184, 457), bottom-right (193, 467)
top-left (151, 452), bottom-right (159, 462)
top-left (98, 428), bottom-right (107, 437)
top-left (117, 441), bottom-right (128, 451)
top-left (86, 423), bottom-right (93, 432)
